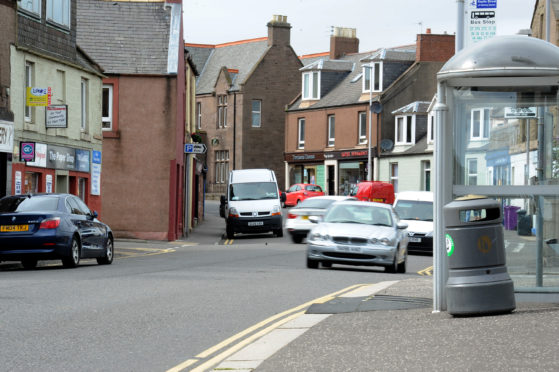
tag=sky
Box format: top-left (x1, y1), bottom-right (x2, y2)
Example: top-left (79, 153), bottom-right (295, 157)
top-left (183, 0), bottom-right (537, 56)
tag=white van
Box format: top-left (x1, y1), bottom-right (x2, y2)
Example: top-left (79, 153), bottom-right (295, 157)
top-left (220, 169), bottom-right (285, 239)
top-left (393, 191), bottom-right (433, 254)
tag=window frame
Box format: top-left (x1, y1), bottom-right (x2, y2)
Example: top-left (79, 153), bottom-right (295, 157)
top-left (25, 61), bottom-right (34, 122)
top-left (327, 115), bottom-right (335, 147)
top-left (196, 102), bottom-right (202, 130)
top-left (427, 112), bottom-right (435, 144)
top-left (215, 150), bottom-right (229, 184)
top-left (358, 111), bottom-right (367, 144)
top-left (217, 95), bottom-right (228, 128)
top-left (470, 108), bottom-right (490, 140)
top-left (251, 99), bottom-right (262, 128)
top-left (102, 84), bottom-right (113, 131)
top-left (390, 163), bottom-right (398, 193)
top-left (395, 115), bottom-right (415, 145)
top-left (422, 160), bottom-right (431, 191)
top-left (81, 78), bottom-right (88, 132)
top-left (302, 71), bottom-right (320, 100)
top-left (362, 62), bottom-right (383, 93)
top-left (297, 118), bottom-right (305, 149)
top-left (46, 0), bottom-right (71, 28)
top-left (467, 158), bottom-right (478, 185)
top-left (19, 0), bottom-right (41, 16)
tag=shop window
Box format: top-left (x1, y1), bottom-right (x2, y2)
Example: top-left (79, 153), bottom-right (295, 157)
top-left (327, 115), bottom-right (335, 147)
top-left (358, 112), bottom-right (367, 144)
top-left (339, 162), bottom-right (365, 196)
top-left (24, 172), bottom-right (40, 194)
top-left (78, 178), bottom-right (87, 201)
top-left (298, 118), bottom-right (305, 149)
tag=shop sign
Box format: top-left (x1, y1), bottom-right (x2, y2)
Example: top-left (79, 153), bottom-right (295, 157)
top-left (75, 149), bottom-right (90, 173)
top-left (26, 87), bottom-right (51, 107)
top-left (45, 105), bottom-right (68, 128)
top-left (92, 150), bottom-right (102, 164)
top-left (20, 142), bottom-right (35, 162)
top-left (0, 120), bottom-right (14, 153)
top-left (285, 152), bottom-right (325, 163)
top-left (47, 145), bottom-right (75, 170)
top-left (27, 143), bottom-right (47, 168)
top-left (341, 150), bottom-right (368, 158)
top-left (91, 163), bottom-right (101, 196)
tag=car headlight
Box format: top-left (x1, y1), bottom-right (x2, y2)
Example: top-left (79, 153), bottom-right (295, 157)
top-left (369, 237), bottom-right (392, 246)
top-left (271, 205), bottom-right (281, 216)
top-left (229, 207), bottom-right (239, 217)
top-left (425, 231), bottom-right (433, 237)
top-left (309, 232), bottom-right (330, 241)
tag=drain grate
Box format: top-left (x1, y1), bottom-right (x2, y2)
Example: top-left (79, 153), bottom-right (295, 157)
top-left (307, 295), bottom-right (432, 314)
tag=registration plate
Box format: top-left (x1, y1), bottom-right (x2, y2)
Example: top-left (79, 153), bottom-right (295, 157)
top-left (337, 245), bottom-right (361, 253)
top-left (248, 221), bottom-right (264, 226)
top-left (409, 237), bottom-right (422, 243)
top-left (301, 216), bottom-right (309, 220)
top-left (1, 224), bottom-right (29, 232)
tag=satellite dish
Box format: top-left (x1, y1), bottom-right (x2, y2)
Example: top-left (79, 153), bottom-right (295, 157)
top-left (380, 139), bottom-right (394, 152)
top-left (370, 102), bottom-right (383, 114)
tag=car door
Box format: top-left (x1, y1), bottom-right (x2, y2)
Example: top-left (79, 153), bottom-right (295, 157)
top-left (73, 196), bottom-right (106, 256)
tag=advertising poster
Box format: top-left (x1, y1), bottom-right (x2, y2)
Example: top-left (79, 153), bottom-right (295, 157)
top-left (26, 87), bottom-right (51, 107)
top-left (45, 105), bottom-right (68, 128)
top-left (27, 143), bottom-right (47, 168)
top-left (464, 0), bottom-right (497, 48)
top-left (15, 171), bottom-right (22, 195)
top-left (91, 163), bottom-right (101, 195)
top-left (20, 142), bottom-right (36, 162)
top-left (46, 174), bottom-right (53, 193)
top-left (0, 120), bottom-right (14, 153)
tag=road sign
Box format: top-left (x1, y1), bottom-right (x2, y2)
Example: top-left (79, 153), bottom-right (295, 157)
top-left (184, 143), bottom-right (207, 154)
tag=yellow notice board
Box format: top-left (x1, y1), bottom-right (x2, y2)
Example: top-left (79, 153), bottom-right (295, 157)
top-left (26, 87), bottom-right (51, 107)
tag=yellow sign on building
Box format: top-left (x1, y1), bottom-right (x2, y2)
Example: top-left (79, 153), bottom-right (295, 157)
top-left (26, 87), bottom-right (51, 107)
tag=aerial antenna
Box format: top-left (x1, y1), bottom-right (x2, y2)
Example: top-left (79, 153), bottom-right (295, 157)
top-left (417, 21), bottom-right (423, 34)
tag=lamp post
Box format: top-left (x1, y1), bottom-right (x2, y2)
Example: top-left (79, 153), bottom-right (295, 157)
top-left (368, 64), bottom-right (373, 181)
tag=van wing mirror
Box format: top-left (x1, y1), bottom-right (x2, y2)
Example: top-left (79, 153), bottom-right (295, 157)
top-left (219, 195), bottom-right (226, 218)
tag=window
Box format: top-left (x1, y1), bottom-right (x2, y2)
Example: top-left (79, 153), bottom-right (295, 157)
top-left (427, 113), bottom-right (435, 144)
top-left (422, 160), bottom-right (431, 191)
top-left (81, 79), bottom-right (88, 131)
top-left (78, 178), bottom-right (87, 201)
top-left (215, 150), bottom-right (229, 184)
top-left (298, 118), bottom-right (305, 149)
top-left (102, 84), bottom-right (113, 130)
top-left (470, 108), bottom-right (490, 140)
top-left (196, 102), bottom-right (201, 130)
top-left (395, 115), bottom-right (414, 145)
top-left (54, 70), bottom-right (66, 103)
top-left (19, 0), bottom-right (40, 15)
top-left (467, 158), bottom-right (478, 185)
top-left (25, 61), bottom-right (34, 122)
top-left (363, 62), bottom-right (382, 93)
top-left (358, 112), bottom-right (367, 144)
top-left (327, 115), bottom-right (335, 147)
top-left (217, 95), bottom-right (227, 128)
top-left (252, 100), bottom-right (261, 128)
top-left (302, 71), bottom-right (320, 100)
top-left (390, 163), bottom-right (398, 193)
top-left (47, 0), bottom-right (70, 27)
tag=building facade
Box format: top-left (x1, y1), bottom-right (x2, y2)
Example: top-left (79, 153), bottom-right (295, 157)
top-left (8, 0), bottom-right (104, 213)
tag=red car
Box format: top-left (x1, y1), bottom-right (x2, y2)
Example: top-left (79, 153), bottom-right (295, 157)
top-left (284, 183), bottom-right (324, 206)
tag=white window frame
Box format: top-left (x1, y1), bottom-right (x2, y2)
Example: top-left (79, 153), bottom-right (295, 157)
top-left (422, 160), bottom-right (431, 191)
top-left (102, 84), bottom-right (113, 131)
top-left (302, 71), bottom-right (320, 100)
top-left (47, 0), bottom-right (71, 28)
top-left (395, 115), bottom-right (415, 145)
top-left (327, 115), bottom-right (335, 147)
top-left (358, 111), bottom-right (367, 144)
top-left (25, 61), bottom-right (34, 122)
top-left (19, 0), bottom-right (41, 15)
top-left (467, 158), bottom-right (478, 185)
top-left (81, 78), bottom-right (88, 132)
top-left (390, 163), bottom-right (398, 193)
top-left (196, 102), bottom-right (201, 130)
top-left (298, 118), bottom-right (305, 149)
top-left (362, 62), bottom-right (383, 93)
top-left (470, 108), bottom-right (490, 140)
top-left (427, 112), bottom-right (435, 144)
top-left (252, 99), bottom-right (261, 128)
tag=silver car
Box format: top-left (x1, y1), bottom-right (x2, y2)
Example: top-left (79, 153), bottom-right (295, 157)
top-left (285, 196), bottom-right (356, 243)
top-left (306, 201), bottom-right (408, 272)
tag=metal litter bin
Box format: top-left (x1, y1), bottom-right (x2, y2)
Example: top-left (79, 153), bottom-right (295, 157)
top-left (444, 196), bottom-right (515, 315)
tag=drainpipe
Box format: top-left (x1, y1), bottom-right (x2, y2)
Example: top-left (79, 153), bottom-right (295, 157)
top-left (233, 92), bottom-right (237, 170)
top-left (547, 0), bottom-right (551, 42)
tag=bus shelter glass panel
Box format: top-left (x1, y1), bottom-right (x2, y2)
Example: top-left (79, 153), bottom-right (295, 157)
top-left (449, 85), bottom-right (559, 290)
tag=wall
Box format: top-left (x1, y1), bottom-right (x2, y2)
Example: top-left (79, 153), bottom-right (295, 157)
top-left (379, 153), bottom-right (432, 191)
top-left (0, 0), bottom-right (15, 121)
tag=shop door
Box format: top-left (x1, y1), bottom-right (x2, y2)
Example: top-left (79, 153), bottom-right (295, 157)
top-left (328, 165), bottom-right (335, 195)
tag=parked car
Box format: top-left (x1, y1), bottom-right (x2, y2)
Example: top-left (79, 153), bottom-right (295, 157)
top-left (350, 181), bottom-right (395, 204)
top-left (0, 193), bottom-right (114, 269)
top-left (306, 200), bottom-right (408, 272)
top-left (393, 191), bottom-right (433, 254)
top-left (286, 196), bottom-right (356, 243)
top-left (284, 183), bottom-right (324, 207)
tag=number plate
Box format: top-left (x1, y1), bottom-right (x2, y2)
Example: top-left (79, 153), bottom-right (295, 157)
top-left (301, 216), bottom-right (309, 220)
top-left (337, 245), bottom-right (361, 253)
top-left (409, 237), bottom-right (422, 243)
top-left (1, 224), bottom-right (29, 232)
top-left (248, 221), bottom-right (264, 226)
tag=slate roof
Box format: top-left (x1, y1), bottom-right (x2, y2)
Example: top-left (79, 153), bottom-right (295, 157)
top-left (76, 0), bottom-right (178, 75)
top-left (188, 39), bottom-right (270, 94)
top-left (392, 101), bottom-right (431, 115)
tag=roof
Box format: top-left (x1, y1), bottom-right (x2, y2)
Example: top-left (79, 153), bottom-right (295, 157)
top-left (301, 59), bottom-right (354, 72)
top-left (187, 38), bottom-right (270, 94)
top-left (392, 101), bottom-right (431, 115)
top-left (76, 0), bottom-right (182, 75)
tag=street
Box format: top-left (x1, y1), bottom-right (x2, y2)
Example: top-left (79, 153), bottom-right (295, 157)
top-left (0, 201), bottom-right (431, 371)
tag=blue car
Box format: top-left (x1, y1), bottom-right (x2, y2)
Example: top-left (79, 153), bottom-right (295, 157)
top-left (0, 193), bottom-right (114, 269)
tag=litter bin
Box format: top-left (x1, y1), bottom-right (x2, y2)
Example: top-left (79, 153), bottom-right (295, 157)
top-left (516, 209), bottom-right (532, 236)
top-left (503, 205), bottom-right (521, 230)
top-left (444, 196), bottom-right (515, 315)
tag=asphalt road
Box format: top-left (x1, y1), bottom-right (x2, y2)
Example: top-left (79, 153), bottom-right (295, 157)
top-left (0, 201), bottom-right (432, 371)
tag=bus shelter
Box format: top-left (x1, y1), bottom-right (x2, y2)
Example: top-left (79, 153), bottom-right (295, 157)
top-left (434, 35), bottom-right (559, 310)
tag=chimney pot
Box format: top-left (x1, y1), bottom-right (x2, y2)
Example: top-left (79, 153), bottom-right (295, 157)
top-left (426, 28), bottom-right (431, 34)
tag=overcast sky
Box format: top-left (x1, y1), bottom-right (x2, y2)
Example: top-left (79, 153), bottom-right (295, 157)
top-left (184, 0), bottom-right (537, 55)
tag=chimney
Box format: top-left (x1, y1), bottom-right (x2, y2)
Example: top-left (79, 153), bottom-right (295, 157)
top-left (267, 15), bottom-right (291, 47)
top-left (416, 31), bottom-right (455, 62)
top-left (330, 27), bottom-right (359, 60)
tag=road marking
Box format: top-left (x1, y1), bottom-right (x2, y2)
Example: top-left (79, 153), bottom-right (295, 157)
top-left (166, 283), bottom-right (370, 372)
top-left (339, 281), bottom-right (399, 297)
top-left (418, 266), bottom-right (433, 276)
top-left (117, 247), bottom-right (176, 259)
top-left (223, 239), bottom-right (234, 245)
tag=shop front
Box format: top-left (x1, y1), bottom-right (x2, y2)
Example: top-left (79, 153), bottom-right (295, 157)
top-left (0, 120), bottom-right (14, 198)
top-left (285, 152), bottom-right (325, 191)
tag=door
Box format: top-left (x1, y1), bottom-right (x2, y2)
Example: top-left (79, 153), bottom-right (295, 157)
top-left (328, 165), bottom-right (335, 195)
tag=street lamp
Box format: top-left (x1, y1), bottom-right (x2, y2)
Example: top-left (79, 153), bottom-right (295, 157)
top-left (366, 63), bottom-right (382, 181)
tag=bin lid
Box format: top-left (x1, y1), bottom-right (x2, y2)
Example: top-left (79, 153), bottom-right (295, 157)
top-left (444, 197), bottom-right (502, 227)
top-left (438, 35), bottom-right (559, 80)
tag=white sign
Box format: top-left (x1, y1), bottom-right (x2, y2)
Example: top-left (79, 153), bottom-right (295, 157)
top-left (91, 163), bottom-right (101, 195)
top-left (46, 174), bottom-right (53, 193)
top-left (15, 171), bottom-right (22, 195)
top-left (0, 120), bottom-right (14, 153)
top-left (27, 143), bottom-right (47, 168)
top-left (504, 107), bottom-right (537, 119)
top-left (465, 0), bottom-right (497, 49)
top-left (46, 105), bottom-right (68, 128)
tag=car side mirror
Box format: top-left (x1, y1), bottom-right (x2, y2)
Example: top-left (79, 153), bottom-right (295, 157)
top-left (397, 222), bottom-right (408, 229)
top-left (280, 192), bottom-right (286, 203)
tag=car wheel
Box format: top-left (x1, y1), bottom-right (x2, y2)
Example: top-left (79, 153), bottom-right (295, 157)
top-left (292, 235), bottom-right (303, 244)
top-left (21, 259), bottom-right (38, 269)
top-left (397, 251), bottom-right (407, 273)
top-left (321, 262), bottom-right (332, 268)
top-left (385, 249), bottom-right (399, 273)
top-left (226, 223), bottom-right (234, 239)
top-left (62, 237), bottom-right (80, 268)
top-left (97, 237), bottom-right (114, 265)
top-left (275, 228), bottom-right (283, 238)
top-left (306, 257), bottom-right (319, 269)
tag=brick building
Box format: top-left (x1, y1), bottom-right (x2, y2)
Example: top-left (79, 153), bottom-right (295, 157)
top-left (188, 15), bottom-right (302, 196)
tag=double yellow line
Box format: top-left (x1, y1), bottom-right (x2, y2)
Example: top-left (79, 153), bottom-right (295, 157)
top-left (223, 239), bottom-right (234, 245)
top-left (418, 266), bottom-right (433, 276)
top-left (166, 283), bottom-right (370, 372)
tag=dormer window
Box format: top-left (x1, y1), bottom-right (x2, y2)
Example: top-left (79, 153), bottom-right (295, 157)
top-left (395, 115), bottom-right (415, 145)
top-left (302, 71), bottom-right (320, 100)
top-left (19, 0), bottom-right (41, 16)
top-left (363, 62), bottom-right (382, 93)
top-left (47, 0), bottom-right (71, 28)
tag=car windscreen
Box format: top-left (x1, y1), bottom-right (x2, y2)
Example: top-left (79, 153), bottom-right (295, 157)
top-left (296, 198), bottom-right (335, 209)
top-left (324, 204), bottom-right (393, 226)
top-left (230, 182), bottom-right (278, 201)
top-left (394, 200), bottom-right (433, 221)
top-left (0, 196), bottom-right (59, 213)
